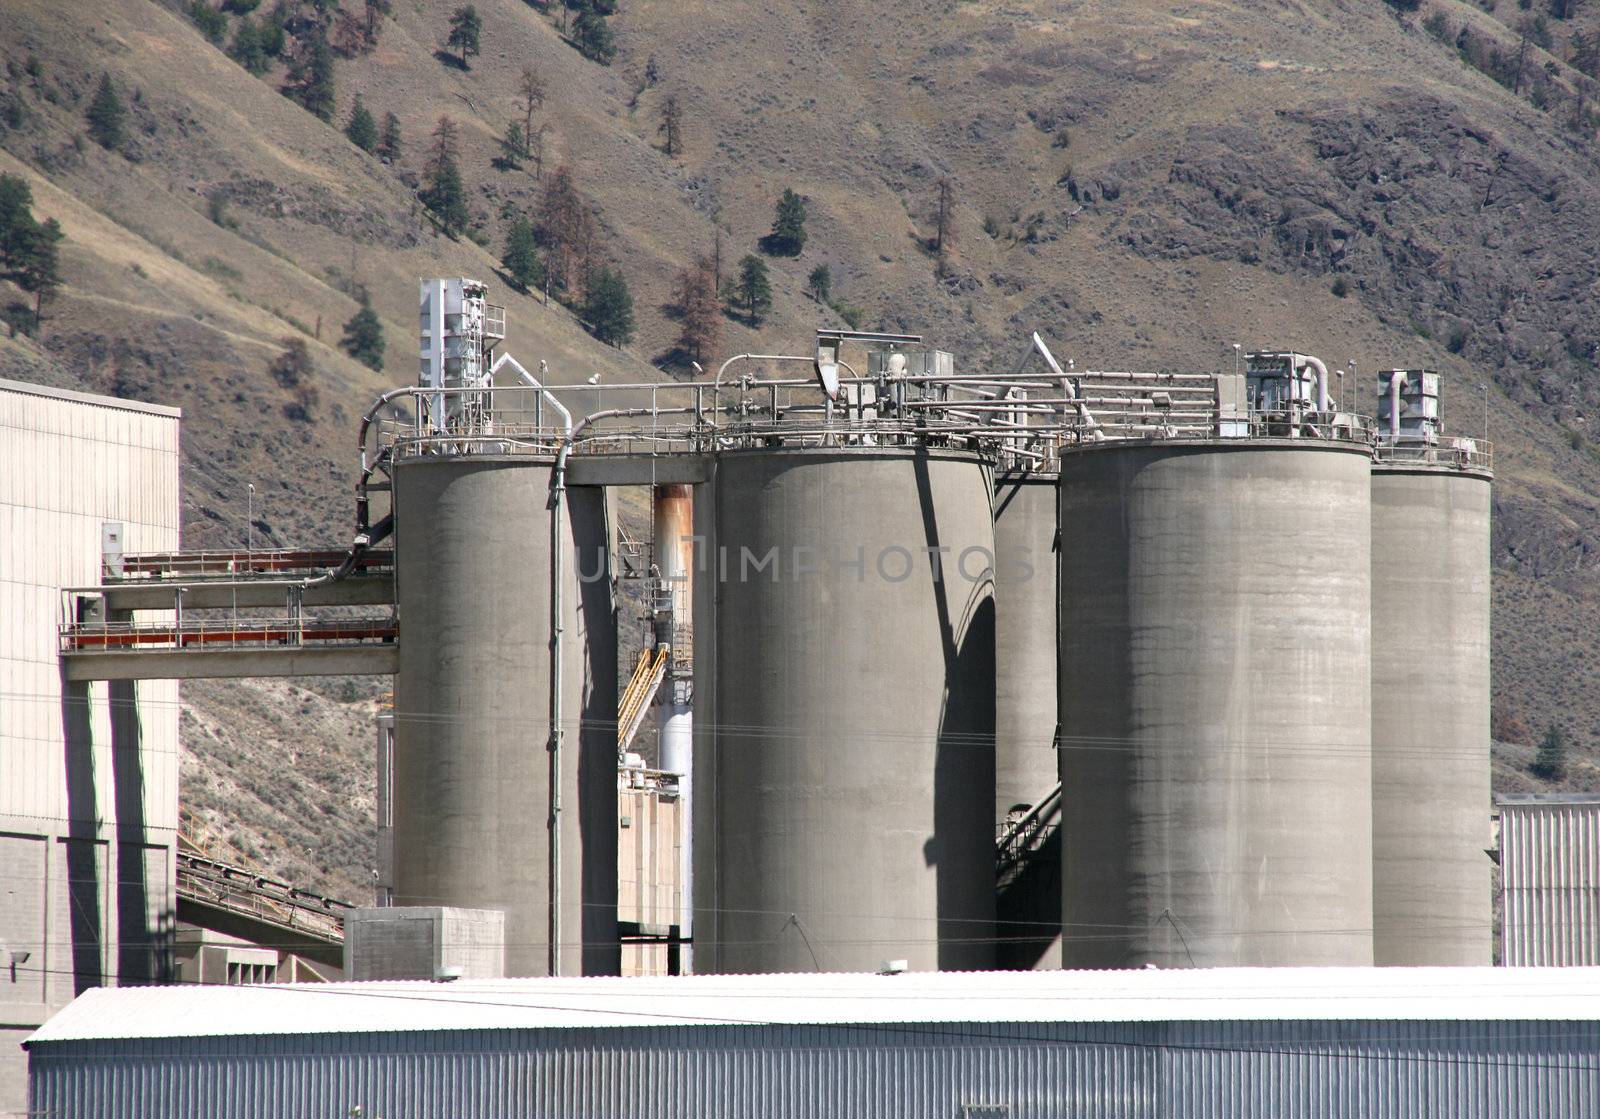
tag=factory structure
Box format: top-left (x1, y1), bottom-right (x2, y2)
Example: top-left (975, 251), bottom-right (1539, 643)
top-left (10, 279), bottom-right (1575, 1114)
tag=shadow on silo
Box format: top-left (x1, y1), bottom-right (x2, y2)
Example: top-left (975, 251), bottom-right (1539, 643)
top-left (913, 452), bottom-right (998, 972)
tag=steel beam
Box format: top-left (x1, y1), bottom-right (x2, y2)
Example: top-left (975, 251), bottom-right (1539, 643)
top-left (62, 645), bottom-right (399, 681)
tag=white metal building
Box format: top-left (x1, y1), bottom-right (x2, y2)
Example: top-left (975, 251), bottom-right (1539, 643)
top-left (1499, 794), bottom-right (1600, 966)
top-left (0, 379), bottom-right (181, 1117)
top-left (24, 968), bottom-right (1600, 1117)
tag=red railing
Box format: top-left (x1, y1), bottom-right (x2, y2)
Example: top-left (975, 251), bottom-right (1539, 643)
top-left (61, 618), bottom-right (397, 653)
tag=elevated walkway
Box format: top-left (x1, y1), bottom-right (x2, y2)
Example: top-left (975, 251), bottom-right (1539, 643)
top-left (60, 548), bottom-right (398, 681)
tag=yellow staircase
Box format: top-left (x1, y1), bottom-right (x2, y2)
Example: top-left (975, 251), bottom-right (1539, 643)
top-left (617, 645), bottom-right (669, 752)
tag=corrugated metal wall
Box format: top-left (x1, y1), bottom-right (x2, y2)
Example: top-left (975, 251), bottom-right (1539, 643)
top-left (1501, 799), bottom-right (1600, 966)
top-left (28, 1020), bottom-right (1600, 1118)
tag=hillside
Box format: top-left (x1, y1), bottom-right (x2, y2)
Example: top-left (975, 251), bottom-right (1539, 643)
top-left (3, 0), bottom-right (1600, 898)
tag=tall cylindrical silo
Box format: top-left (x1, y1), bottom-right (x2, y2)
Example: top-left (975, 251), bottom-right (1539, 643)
top-left (1371, 462), bottom-right (1491, 965)
top-left (392, 456), bottom-right (618, 977)
top-left (694, 447), bottom-right (996, 974)
top-left (1059, 441), bottom-right (1373, 968)
top-left (992, 469), bottom-right (1062, 970)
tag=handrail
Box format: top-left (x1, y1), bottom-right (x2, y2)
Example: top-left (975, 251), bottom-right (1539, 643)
top-left (61, 617), bottom-right (396, 653)
top-left (996, 782), bottom-right (1063, 889)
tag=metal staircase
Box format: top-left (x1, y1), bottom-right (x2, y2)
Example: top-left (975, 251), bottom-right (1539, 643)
top-left (996, 782), bottom-right (1062, 890)
top-left (995, 781), bottom-right (1063, 970)
top-left (617, 646), bottom-right (669, 751)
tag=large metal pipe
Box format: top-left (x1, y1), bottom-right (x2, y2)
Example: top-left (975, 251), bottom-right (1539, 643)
top-left (1300, 354), bottom-right (1331, 414)
top-left (653, 484), bottom-right (695, 969)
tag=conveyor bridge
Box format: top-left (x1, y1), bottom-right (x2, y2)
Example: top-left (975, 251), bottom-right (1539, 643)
top-left (59, 548), bottom-right (397, 681)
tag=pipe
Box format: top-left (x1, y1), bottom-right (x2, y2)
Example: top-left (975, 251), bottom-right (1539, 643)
top-left (1389, 370), bottom-right (1403, 440)
top-left (1299, 354), bottom-right (1331, 414)
top-left (547, 433), bottom-right (571, 976)
top-left (492, 353), bottom-right (573, 436)
top-left (711, 353), bottom-right (817, 426)
top-left (652, 484), bottom-right (695, 972)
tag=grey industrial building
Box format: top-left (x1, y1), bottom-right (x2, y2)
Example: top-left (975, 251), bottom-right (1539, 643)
top-left (24, 969), bottom-right (1600, 1118)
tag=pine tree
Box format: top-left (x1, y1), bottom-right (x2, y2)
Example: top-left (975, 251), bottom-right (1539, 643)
top-left (0, 174), bottom-right (37, 273)
top-left (340, 301), bottom-right (385, 370)
top-left (447, 5), bottom-right (482, 68)
top-left (1532, 724), bottom-right (1568, 780)
top-left (284, 32), bottom-right (336, 121)
top-left (229, 19), bottom-right (270, 74)
top-left (421, 116), bottom-right (468, 237)
top-left (573, 10), bottom-right (616, 65)
top-left (658, 94), bottom-right (682, 157)
top-left (259, 15), bottom-right (287, 59)
top-left (807, 263), bottom-right (831, 303)
top-left (501, 215), bottom-right (543, 291)
top-left (377, 112), bottom-right (403, 162)
top-left (19, 217), bottom-right (63, 328)
top-left (584, 266), bottom-right (634, 346)
top-left (499, 122), bottom-right (526, 168)
top-left (766, 188), bottom-right (807, 256)
top-left (86, 73), bottom-right (128, 150)
top-left (539, 165), bottom-right (590, 295)
top-left (189, 2), bottom-right (229, 44)
top-left (675, 255), bottom-right (722, 365)
top-left (737, 254), bottom-right (772, 324)
top-left (345, 95), bottom-right (378, 152)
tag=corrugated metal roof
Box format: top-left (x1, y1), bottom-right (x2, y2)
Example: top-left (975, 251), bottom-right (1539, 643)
top-left (28, 967), bottom-right (1600, 1045)
top-left (0, 376), bottom-right (183, 417)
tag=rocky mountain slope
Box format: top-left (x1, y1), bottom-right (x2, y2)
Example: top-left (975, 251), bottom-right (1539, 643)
top-left (4, 0), bottom-right (1600, 897)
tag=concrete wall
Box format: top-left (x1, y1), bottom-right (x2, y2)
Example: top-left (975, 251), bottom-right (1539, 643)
top-left (694, 448), bottom-right (996, 973)
top-left (618, 782), bottom-right (682, 976)
top-left (344, 908), bottom-right (505, 981)
top-left (992, 472), bottom-right (1059, 816)
top-left (391, 457), bottom-right (618, 978)
top-left (1371, 467), bottom-right (1492, 965)
top-left (0, 380), bottom-right (181, 1117)
top-left (1058, 441), bottom-right (1373, 967)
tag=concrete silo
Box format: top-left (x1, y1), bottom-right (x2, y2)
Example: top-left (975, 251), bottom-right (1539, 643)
top-left (693, 447), bottom-right (997, 974)
top-left (1058, 438), bottom-right (1374, 968)
top-left (992, 468), bottom-right (1062, 970)
top-left (392, 456), bottom-right (619, 977)
top-left (1370, 370), bottom-right (1492, 966)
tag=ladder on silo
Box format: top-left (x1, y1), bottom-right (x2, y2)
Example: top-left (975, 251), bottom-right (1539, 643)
top-left (617, 645), bottom-right (669, 751)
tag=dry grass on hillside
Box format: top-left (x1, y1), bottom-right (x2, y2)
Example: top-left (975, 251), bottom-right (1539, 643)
top-left (5, 0), bottom-right (1600, 891)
